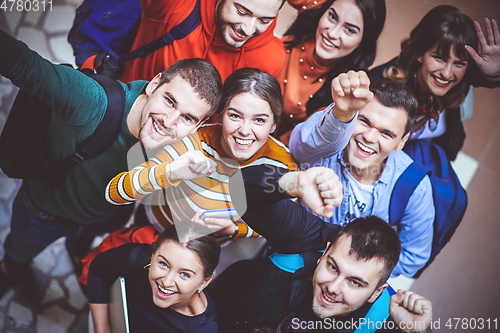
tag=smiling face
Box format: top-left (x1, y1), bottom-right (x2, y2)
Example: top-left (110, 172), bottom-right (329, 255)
top-left (148, 240), bottom-right (212, 312)
top-left (312, 235), bottom-right (386, 318)
top-left (416, 45), bottom-right (468, 97)
top-left (314, 0), bottom-right (364, 67)
top-left (220, 92), bottom-right (276, 161)
top-left (139, 74), bottom-right (210, 149)
top-left (344, 98), bottom-right (409, 184)
top-left (216, 0), bottom-right (282, 48)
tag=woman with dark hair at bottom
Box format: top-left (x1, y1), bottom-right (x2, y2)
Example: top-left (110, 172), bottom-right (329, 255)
top-left (275, 0), bottom-right (386, 144)
top-left (370, 5), bottom-right (500, 160)
top-left (87, 222), bottom-right (220, 333)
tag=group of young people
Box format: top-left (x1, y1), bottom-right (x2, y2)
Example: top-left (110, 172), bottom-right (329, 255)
top-left (0, 0), bottom-right (499, 332)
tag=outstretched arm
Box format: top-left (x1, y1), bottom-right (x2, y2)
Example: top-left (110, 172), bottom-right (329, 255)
top-left (238, 165), bottom-right (343, 252)
top-left (89, 303), bottom-right (110, 333)
top-left (106, 138), bottom-right (215, 205)
top-left (466, 18), bottom-right (500, 81)
top-left (289, 70), bottom-right (373, 164)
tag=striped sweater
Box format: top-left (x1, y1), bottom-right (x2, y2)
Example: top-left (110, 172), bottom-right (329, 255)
top-left (106, 124), bottom-right (297, 237)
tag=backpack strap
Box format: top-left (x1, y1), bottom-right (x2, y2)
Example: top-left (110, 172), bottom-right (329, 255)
top-left (49, 74), bottom-right (124, 188)
top-left (388, 162), bottom-right (430, 230)
top-left (269, 253), bottom-right (305, 274)
top-left (116, 0), bottom-right (201, 66)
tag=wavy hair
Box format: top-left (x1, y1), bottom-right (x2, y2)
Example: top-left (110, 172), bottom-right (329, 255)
top-left (284, 0), bottom-right (386, 114)
top-left (385, 5), bottom-right (478, 108)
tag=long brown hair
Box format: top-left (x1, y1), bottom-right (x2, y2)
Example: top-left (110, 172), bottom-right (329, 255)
top-left (285, 0), bottom-right (386, 114)
top-left (385, 5), bottom-right (478, 109)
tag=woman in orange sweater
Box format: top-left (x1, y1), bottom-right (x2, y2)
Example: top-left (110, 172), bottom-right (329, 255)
top-left (276, 0), bottom-right (386, 144)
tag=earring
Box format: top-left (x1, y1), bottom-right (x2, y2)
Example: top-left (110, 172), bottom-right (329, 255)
top-left (417, 58), bottom-right (422, 63)
top-left (197, 289), bottom-right (202, 294)
top-left (143, 263), bottom-right (151, 269)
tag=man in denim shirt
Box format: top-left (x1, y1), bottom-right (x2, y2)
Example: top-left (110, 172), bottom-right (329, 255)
top-left (289, 71), bottom-right (434, 278)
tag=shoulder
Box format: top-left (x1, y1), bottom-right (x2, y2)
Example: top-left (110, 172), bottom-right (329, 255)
top-left (387, 151), bottom-right (433, 200)
top-left (123, 80), bottom-right (148, 104)
top-left (199, 124), bottom-right (220, 137)
top-left (386, 150), bottom-right (432, 186)
top-left (368, 57), bottom-right (398, 81)
top-left (198, 124), bottom-right (221, 150)
top-left (386, 150), bottom-right (414, 173)
top-left (92, 243), bottom-right (151, 271)
top-left (187, 293), bottom-right (219, 333)
top-left (261, 136), bottom-right (297, 169)
top-left (205, 292), bottom-right (218, 318)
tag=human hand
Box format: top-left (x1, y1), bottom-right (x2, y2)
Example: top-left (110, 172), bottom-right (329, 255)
top-left (191, 212), bottom-right (237, 237)
top-left (331, 70), bottom-right (373, 122)
top-left (278, 167), bottom-right (343, 218)
top-left (466, 18), bottom-right (500, 79)
top-left (167, 150), bottom-right (216, 181)
top-left (390, 290), bottom-right (433, 333)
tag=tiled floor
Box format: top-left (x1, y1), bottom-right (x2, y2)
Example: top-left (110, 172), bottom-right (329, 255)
top-left (0, 2), bottom-right (89, 332)
top-left (1, 1), bottom-right (500, 333)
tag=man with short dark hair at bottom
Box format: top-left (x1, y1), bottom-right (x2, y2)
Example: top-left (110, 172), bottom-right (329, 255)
top-left (211, 165), bottom-right (432, 332)
top-left (0, 28), bottom-right (222, 298)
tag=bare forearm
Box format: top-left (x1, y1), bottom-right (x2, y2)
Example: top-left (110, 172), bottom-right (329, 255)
top-left (89, 303), bottom-right (110, 333)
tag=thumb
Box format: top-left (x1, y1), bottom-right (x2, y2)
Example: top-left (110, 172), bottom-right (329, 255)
top-left (316, 205), bottom-right (333, 218)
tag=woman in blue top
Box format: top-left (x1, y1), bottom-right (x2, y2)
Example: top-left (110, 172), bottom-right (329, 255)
top-left (87, 222), bottom-right (220, 333)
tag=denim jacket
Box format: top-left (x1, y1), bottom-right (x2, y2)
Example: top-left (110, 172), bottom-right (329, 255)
top-left (289, 106), bottom-right (434, 278)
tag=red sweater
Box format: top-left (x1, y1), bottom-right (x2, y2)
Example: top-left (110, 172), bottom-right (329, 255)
top-left (119, 0), bottom-right (285, 82)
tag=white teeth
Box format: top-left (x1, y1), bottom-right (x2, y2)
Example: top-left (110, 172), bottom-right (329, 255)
top-left (435, 77), bottom-right (450, 85)
top-left (357, 141), bottom-right (375, 154)
top-left (323, 291), bottom-right (339, 303)
top-left (235, 138), bottom-right (253, 146)
top-left (233, 27), bottom-right (246, 39)
top-left (153, 120), bottom-right (169, 136)
top-left (158, 285), bottom-right (175, 294)
top-left (323, 37), bottom-right (336, 48)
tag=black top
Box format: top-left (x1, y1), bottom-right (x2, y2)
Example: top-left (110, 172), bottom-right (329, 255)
top-left (211, 165), bottom-right (342, 331)
top-left (235, 165), bottom-right (342, 254)
top-left (213, 165), bottom-right (405, 332)
top-left (88, 243), bottom-right (218, 333)
top-left (277, 279), bottom-right (405, 333)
